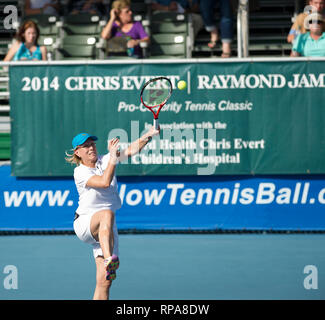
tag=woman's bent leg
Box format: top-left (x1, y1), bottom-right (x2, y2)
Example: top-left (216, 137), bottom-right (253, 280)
top-left (90, 210), bottom-right (115, 259)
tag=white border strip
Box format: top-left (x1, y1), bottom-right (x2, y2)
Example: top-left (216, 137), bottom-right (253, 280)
top-left (1, 57), bottom-right (325, 66)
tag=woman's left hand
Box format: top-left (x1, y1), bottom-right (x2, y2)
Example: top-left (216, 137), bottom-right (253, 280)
top-left (127, 39), bottom-right (138, 48)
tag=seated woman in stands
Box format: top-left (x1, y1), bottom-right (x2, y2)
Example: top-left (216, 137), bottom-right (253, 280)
top-left (101, 0), bottom-right (149, 58)
top-left (291, 13), bottom-right (325, 57)
top-left (3, 20), bottom-right (47, 61)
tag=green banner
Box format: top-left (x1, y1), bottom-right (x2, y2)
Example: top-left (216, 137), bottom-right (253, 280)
top-left (9, 60), bottom-right (325, 176)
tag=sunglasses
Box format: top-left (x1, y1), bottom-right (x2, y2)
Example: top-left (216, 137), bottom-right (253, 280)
top-left (309, 20), bottom-right (323, 24)
top-left (76, 141), bottom-right (96, 149)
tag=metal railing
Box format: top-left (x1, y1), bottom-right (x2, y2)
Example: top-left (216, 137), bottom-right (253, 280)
top-left (237, 0), bottom-right (249, 58)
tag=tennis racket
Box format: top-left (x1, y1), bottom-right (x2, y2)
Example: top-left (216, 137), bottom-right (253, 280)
top-left (140, 76), bottom-right (173, 130)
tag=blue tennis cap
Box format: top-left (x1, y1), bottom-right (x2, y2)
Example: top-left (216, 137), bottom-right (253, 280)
top-left (72, 133), bottom-right (98, 149)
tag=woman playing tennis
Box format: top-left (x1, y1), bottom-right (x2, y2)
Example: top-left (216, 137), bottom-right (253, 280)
top-left (66, 127), bottom-right (159, 300)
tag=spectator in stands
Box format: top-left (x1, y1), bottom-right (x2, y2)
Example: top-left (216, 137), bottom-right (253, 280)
top-left (101, 0), bottom-right (149, 58)
top-left (25, 0), bottom-right (61, 16)
top-left (3, 20), bottom-right (47, 61)
top-left (151, 0), bottom-right (204, 42)
top-left (287, 0), bottom-right (325, 43)
top-left (199, 0), bottom-right (234, 58)
top-left (291, 13), bottom-right (325, 56)
top-left (68, 0), bottom-right (105, 15)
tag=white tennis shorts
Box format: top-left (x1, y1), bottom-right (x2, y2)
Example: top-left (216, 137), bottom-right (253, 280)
top-left (73, 213), bottom-right (119, 258)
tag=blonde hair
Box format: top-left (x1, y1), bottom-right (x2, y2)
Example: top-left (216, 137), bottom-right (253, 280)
top-left (112, 0), bottom-right (131, 13)
top-left (65, 149), bottom-right (81, 166)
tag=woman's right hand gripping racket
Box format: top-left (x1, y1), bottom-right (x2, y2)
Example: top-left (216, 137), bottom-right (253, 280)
top-left (140, 76), bottom-right (173, 130)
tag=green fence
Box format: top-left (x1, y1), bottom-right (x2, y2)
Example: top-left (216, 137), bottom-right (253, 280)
top-left (7, 59), bottom-right (325, 177)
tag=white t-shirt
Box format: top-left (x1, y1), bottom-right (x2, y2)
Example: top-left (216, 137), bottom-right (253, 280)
top-left (74, 153), bottom-right (122, 216)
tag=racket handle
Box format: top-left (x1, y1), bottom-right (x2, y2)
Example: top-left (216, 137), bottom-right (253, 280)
top-left (154, 118), bottom-right (159, 130)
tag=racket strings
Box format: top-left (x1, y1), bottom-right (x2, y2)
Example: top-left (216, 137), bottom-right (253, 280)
top-left (141, 78), bottom-right (172, 107)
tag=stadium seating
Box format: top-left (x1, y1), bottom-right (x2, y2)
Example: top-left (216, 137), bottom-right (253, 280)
top-left (149, 12), bottom-right (191, 59)
top-left (62, 13), bottom-right (104, 35)
top-left (0, 0), bottom-right (303, 61)
top-left (192, 0), bottom-right (296, 58)
top-left (55, 13), bottom-right (105, 60)
top-left (248, 0), bottom-right (294, 56)
top-left (131, 0), bottom-right (151, 23)
top-left (56, 34), bottom-right (98, 60)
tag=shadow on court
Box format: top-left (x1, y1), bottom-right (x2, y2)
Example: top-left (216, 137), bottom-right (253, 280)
top-left (0, 234), bottom-right (324, 300)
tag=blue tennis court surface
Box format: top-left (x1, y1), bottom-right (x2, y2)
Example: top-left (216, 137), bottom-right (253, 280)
top-left (0, 234), bottom-right (324, 300)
